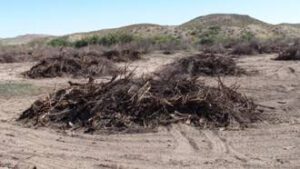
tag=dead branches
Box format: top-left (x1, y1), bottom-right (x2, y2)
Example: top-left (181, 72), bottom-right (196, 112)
top-left (18, 74), bottom-right (259, 133)
top-left (156, 53), bottom-right (245, 79)
top-left (22, 55), bottom-right (119, 78)
top-left (274, 44), bottom-right (300, 60)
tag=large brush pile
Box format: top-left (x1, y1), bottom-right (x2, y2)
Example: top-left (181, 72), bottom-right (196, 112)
top-left (230, 41), bottom-right (261, 55)
top-left (0, 48), bottom-right (34, 63)
top-left (156, 54), bottom-right (244, 79)
top-left (18, 74), bottom-right (259, 133)
top-left (274, 44), bottom-right (300, 60)
top-left (23, 55), bottom-right (119, 78)
top-left (23, 47), bottom-right (143, 78)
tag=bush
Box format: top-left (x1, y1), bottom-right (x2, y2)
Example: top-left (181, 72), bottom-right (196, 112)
top-left (151, 35), bottom-right (179, 44)
top-left (198, 26), bottom-right (225, 45)
top-left (87, 36), bottom-right (100, 44)
top-left (241, 31), bottom-right (255, 42)
top-left (71, 33), bottom-right (135, 48)
top-left (48, 38), bottom-right (70, 47)
top-left (147, 35), bottom-right (188, 51)
top-left (98, 33), bottom-right (135, 46)
top-left (74, 39), bottom-right (89, 48)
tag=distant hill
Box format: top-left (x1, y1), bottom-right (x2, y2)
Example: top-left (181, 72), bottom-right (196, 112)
top-left (181, 14), bottom-right (267, 28)
top-left (280, 23), bottom-right (300, 28)
top-left (64, 14), bottom-right (300, 43)
top-left (180, 14), bottom-right (300, 40)
top-left (0, 34), bottom-right (52, 46)
top-left (65, 24), bottom-right (178, 42)
top-left (1, 14), bottom-right (300, 46)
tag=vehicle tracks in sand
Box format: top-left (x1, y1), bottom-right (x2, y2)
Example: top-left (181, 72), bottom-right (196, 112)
top-left (169, 124), bottom-right (269, 167)
top-left (201, 130), bottom-right (268, 166)
top-left (169, 124), bottom-right (200, 154)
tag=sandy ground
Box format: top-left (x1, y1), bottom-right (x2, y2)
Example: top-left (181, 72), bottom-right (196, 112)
top-left (0, 52), bottom-right (299, 169)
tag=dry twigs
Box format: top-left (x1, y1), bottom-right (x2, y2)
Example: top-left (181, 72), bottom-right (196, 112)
top-left (23, 55), bottom-right (119, 78)
top-left (274, 44), bottom-right (300, 60)
top-left (156, 53), bottom-right (245, 79)
top-left (18, 73), bottom-right (259, 133)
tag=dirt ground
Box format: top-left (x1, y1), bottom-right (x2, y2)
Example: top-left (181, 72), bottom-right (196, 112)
top-left (0, 52), bottom-right (299, 169)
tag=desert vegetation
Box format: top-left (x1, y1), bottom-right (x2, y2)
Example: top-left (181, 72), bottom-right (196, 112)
top-left (47, 33), bottom-right (186, 51)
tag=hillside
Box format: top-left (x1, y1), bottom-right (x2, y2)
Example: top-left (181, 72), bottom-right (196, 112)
top-left (181, 14), bottom-right (268, 28)
top-left (65, 24), bottom-right (180, 42)
top-left (0, 34), bottom-right (52, 46)
top-left (180, 14), bottom-right (300, 40)
top-left (61, 14), bottom-right (300, 44)
top-left (1, 14), bottom-right (300, 46)
top-left (280, 23), bottom-right (300, 28)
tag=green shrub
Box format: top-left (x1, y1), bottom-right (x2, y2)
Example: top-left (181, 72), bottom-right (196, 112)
top-left (74, 39), bottom-right (89, 48)
top-left (198, 26), bottom-right (222, 45)
top-left (87, 36), bottom-right (100, 44)
top-left (241, 31), bottom-right (255, 42)
top-left (208, 26), bottom-right (221, 34)
top-left (98, 33), bottom-right (135, 46)
top-left (48, 38), bottom-right (70, 47)
top-left (151, 35), bottom-right (180, 45)
top-left (70, 33), bottom-right (136, 48)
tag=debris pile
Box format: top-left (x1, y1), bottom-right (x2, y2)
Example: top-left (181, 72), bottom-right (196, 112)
top-left (18, 74), bottom-right (258, 133)
top-left (23, 55), bottom-right (119, 78)
top-left (0, 49), bottom-right (33, 63)
top-left (274, 45), bottom-right (300, 60)
top-left (230, 42), bottom-right (260, 55)
top-left (156, 53), bottom-right (244, 79)
top-left (258, 41), bottom-right (287, 54)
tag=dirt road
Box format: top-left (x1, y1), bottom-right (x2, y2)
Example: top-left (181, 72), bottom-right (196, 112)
top-left (0, 53), bottom-right (299, 169)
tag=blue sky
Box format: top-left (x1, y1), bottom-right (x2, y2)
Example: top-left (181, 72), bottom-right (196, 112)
top-left (0, 0), bottom-right (299, 38)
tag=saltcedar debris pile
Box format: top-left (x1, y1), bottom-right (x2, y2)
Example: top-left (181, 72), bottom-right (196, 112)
top-left (0, 49), bottom-right (33, 63)
top-left (22, 47), bottom-right (142, 78)
top-left (18, 74), bottom-right (258, 132)
top-left (274, 45), bottom-right (300, 60)
top-left (157, 54), bottom-right (244, 79)
top-left (230, 41), bottom-right (261, 55)
top-left (23, 55), bottom-right (119, 78)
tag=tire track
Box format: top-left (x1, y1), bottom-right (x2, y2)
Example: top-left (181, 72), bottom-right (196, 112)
top-left (202, 130), bottom-right (267, 166)
top-left (202, 130), bottom-right (228, 155)
top-left (169, 124), bottom-right (196, 154)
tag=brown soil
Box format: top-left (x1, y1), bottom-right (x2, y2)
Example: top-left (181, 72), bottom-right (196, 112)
top-left (0, 52), bottom-right (299, 169)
